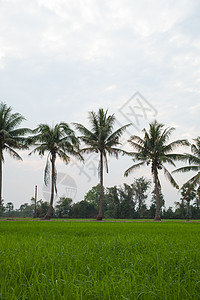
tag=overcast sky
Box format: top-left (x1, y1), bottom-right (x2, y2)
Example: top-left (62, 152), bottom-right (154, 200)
top-left (1, 0), bottom-right (200, 210)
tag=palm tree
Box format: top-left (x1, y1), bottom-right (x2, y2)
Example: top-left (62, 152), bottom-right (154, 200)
top-left (74, 108), bottom-right (130, 220)
top-left (0, 102), bottom-right (31, 207)
top-left (29, 123), bottom-right (82, 220)
top-left (173, 137), bottom-right (200, 200)
top-left (124, 120), bottom-right (189, 221)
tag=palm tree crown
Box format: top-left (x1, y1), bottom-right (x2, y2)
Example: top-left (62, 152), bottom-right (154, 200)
top-left (125, 120), bottom-right (189, 220)
top-left (30, 122), bottom-right (82, 219)
top-left (74, 108), bottom-right (130, 220)
top-left (173, 137), bottom-right (200, 196)
top-left (0, 102), bottom-right (31, 205)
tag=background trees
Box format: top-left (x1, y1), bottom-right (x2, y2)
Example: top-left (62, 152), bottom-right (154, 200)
top-left (1, 102), bottom-right (199, 221)
top-left (2, 178), bottom-right (200, 219)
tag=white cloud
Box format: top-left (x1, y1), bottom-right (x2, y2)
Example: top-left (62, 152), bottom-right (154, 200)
top-left (105, 85), bottom-right (117, 91)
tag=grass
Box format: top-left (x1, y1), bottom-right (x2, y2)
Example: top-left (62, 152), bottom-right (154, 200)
top-left (0, 221), bottom-right (200, 299)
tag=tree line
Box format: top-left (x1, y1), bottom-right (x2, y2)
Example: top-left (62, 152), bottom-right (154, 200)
top-left (0, 102), bottom-right (199, 221)
top-left (2, 179), bottom-right (200, 220)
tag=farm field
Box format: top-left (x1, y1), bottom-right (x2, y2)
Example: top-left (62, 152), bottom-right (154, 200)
top-left (0, 220), bottom-right (200, 299)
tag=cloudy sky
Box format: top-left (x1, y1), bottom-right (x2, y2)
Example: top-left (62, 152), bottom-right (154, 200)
top-left (1, 0), bottom-right (200, 210)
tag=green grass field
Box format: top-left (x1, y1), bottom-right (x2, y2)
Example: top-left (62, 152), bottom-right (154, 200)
top-left (0, 220), bottom-right (200, 299)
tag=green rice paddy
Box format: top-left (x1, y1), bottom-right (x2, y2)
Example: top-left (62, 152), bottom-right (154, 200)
top-left (0, 220), bottom-right (200, 299)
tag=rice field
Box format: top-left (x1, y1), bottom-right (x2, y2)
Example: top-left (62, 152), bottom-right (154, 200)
top-left (0, 220), bottom-right (200, 299)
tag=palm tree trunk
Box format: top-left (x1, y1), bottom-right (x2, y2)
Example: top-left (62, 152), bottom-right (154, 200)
top-left (97, 151), bottom-right (103, 220)
top-left (153, 167), bottom-right (161, 221)
top-left (44, 155), bottom-right (56, 220)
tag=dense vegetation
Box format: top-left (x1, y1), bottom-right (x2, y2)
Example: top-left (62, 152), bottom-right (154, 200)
top-left (0, 221), bottom-right (200, 299)
top-left (2, 180), bottom-right (200, 220)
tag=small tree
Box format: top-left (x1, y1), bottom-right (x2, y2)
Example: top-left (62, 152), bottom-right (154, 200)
top-left (118, 183), bottom-right (136, 219)
top-left (133, 177), bottom-right (151, 218)
top-left (180, 184), bottom-right (196, 221)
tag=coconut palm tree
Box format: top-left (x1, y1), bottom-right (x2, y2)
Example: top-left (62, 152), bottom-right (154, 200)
top-left (0, 102), bottom-right (31, 206)
top-left (74, 108), bottom-right (130, 220)
top-left (124, 120), bottom-right (189, 221)
top-left (29, 122), bottom-right (82, 219)
top-left (173, 137), bottom-right (200, 199)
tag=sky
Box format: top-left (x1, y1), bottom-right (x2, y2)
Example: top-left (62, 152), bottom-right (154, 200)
top-left (0, 0), bottom-right (200, 210)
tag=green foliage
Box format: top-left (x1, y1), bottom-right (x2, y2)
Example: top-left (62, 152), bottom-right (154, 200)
top-left (82, 178), bottom-right (151, 219)
top-left (70, 200), bottom-right (97, 218)
top-left (84, 184), bottom-right (101, 209)
top-left (55, 197), bottom-right (73, 218)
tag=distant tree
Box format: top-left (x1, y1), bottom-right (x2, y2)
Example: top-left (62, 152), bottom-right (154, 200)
top-left (0, 199), bottom-right (5, 216)
top-left (180, 184), bottom-right (196, 220)
top-left (0, 102), bottom-right (31, 210)
top-left (118, 183), bottom-right (136, 219)
top-left (71, 200), bottom-right (97, 218)
top-left (193, 196), bottom-right (200, 210)
top-left (132, 177), bottom-right (151, 218)
top-left (84, 184), bottom-right (102, 209)
top-left (148, 203), bottom-right (156, 219)
top-left (74, 108), bottom-right (130, 220)
top-left (55, 197), bottom-right (72, 218)
top-left (39, 201), bottom-right (50, 218)
top-left (17, 203), bottom-right (33, 217)
top-left (174, 199), bottom-right (186, 219)
top-left (29, 123), bottom-right (82, 219)
top-left (125, 120), bottom-right (189, 221)
top-left (163, 206), bottom-right (174, 219)
top-left (106, 186), bottom-right (120, 219)
top-left (19, 203), bottom-right (30, 212)
top-left (151, 189), bottom-right (165, 215)
top-left (6, 202), bottom-right (14, 216)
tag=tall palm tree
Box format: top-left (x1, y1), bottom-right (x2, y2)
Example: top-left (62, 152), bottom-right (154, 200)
top-left (124, 120), bottom-right (189, 221)
top-left (173, 137), bottom-right (200, 198)
top-left (29, 122), bottom-right (82, 219)
top-left (74, 108), bottom-right (130, 220)
top-left (0, 102), bottom-right (31, 207)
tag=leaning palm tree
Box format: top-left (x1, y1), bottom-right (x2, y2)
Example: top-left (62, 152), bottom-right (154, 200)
top-left (29, 123), bottom-right (82, 220)
top-left (0, 102), bottom-right (31, 206)
top-left (74, 108), bottom-right (130, 220)
top-left (124, 120), bottom-right (189, 221)
top-left (173, 137), bottom-right (200, 198)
